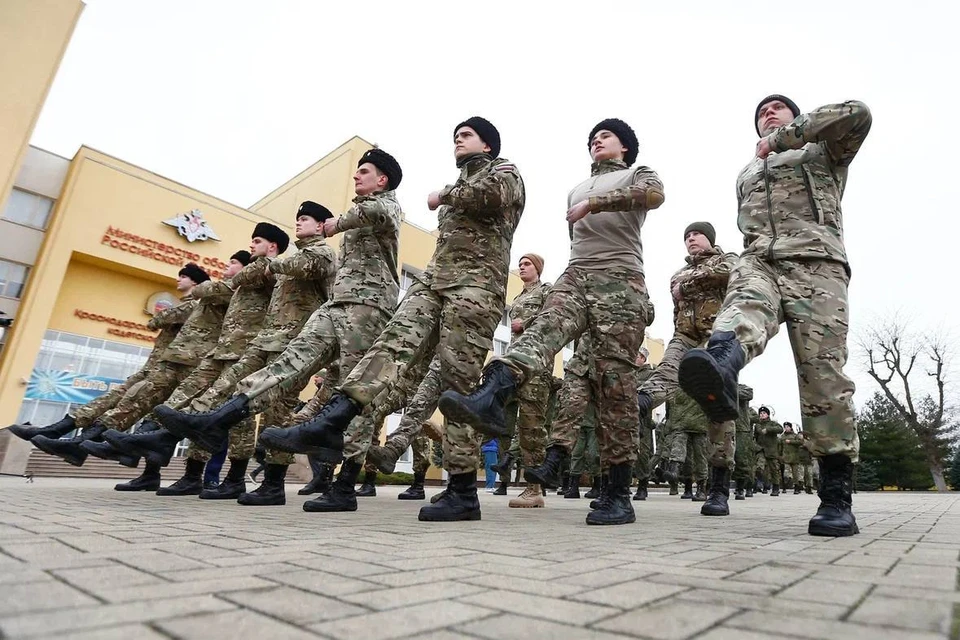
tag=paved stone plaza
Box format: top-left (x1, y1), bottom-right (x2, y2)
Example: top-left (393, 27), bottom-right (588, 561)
top-left (0, 477), bottom-right (958, 639)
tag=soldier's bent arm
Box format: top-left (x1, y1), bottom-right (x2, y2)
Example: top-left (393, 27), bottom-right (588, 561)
top-left (189, 280), bottom-right (234, 303)
top-left (230, 259), bottom-right (274, 288)
top-left (268, 247), bottom-right (337, 280)
top-left (437, 167), bottom-right (523, 216)
top-left (334, 197), bottom-right (399, 234)
top-left (769, 101), bottom-right (872, 167)
top-left (702, 252), bottom-right (739, 287)
top-left (147, 299), bottom-right (197, 330)
top-left (586, 167), bottom-right (665, 213)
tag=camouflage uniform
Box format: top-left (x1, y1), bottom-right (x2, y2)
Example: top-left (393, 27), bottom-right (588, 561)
top-left (180, 235), bottom-right (338, 464)
top-left (163, 258), bottom-right (275, 462)
top-left (96, 283), bottom-right (232, 431)
top-left (236, 191), bottom-right (401, 465)
top-left (798, 431), bottom-right (815, 488)
top-left (731, 386), bottom-right (758, 485)
top-left (562, 342), bottom-right (601, 480)
top-left (633, 363), bottom-right (656, 482)
top-left (639, 246), bottom-right (737, 407)
top-left (666, 390), bottom-right (709, 487)
top-left (713, 101), bottom-right (871, 461)
top-left (496, 159), bottom-right (662, 468)
top-left (373, 356), bottom-right (443, 461)
top-left (70, 296), bottom-right (196, 429)
top-left (756, 417), bottom-right (784, 486)
top-left (781, 430), bottom-right (803, 487)
top-left (337, 154), bottom-right (525, 475)
top-left (502, 279), bottom-right (551, 468)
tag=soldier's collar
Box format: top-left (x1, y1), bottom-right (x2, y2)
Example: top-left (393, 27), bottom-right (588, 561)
top-left (353, 189), bottom-right (394, 204)
top-left (591, 159), bottom-right (629, 176)
top-left (456, 152), bottom-right (492, 175)
top-left (295, 234), bottom-right (326, 249)
top-left (685, 245), bottom-right (722, 264)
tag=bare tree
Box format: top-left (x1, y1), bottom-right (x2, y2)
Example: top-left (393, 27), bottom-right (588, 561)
top-left (860, 316), bottom-right (955, 491)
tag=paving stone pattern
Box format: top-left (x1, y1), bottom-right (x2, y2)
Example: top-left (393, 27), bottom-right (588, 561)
top-left (1, 478), bottom-right (959, 639)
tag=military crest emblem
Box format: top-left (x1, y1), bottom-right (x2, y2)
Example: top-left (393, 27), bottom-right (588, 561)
top-left (163, 209), bottom-right (220, 242)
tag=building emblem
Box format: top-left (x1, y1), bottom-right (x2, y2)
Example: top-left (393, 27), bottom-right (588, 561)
top-left (162, 209), bottom-right (220, 243)
top-left (145, 292), bottom-right (178, 316)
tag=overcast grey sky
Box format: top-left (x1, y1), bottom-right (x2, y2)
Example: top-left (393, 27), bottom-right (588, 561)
top-left (31, 0), bottom-right (957, 423)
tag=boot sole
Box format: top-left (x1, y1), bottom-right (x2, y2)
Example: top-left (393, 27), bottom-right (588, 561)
top-left (522, 468), bottom-right (558, 487)
top-left (418, 510), bottom-right (482, 521)
top-left (258, 432), bottom-right (343, 462)
top-left (115, 483), bottom-right (160, 492)
top-left (303, 503), bottom-right (357, 512)
top-left (437, 394), bottom-right (508, 438)
top-left (397, 494), bottom-right (425, 500)
top-left (678, 352), bottom-right (739, 422)
top-left (101, 432), bottom-right (175, 468)
top-left (237, 497), bottom-right (286, 506)
top-left (808, 522), bottom-right (860, 537)
top-left (199, 491), bottom-right (246, 500)
top-left (31, 439), bottom-right (86, 467)
top-left (585, 515), bottom-right (636, 525)
top-left (508, 503), bottom-right (545, 508)
top-left (701, 509), bottom-right (730, 516)
top-left (156, 490), bottom-right (202, 496)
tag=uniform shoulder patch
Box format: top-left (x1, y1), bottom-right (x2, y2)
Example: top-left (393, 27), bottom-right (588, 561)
top-left (494, 163), bottom-right (517, 173)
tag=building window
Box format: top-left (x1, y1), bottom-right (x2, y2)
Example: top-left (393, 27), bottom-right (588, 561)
top-left (493, 338), bottom-right (508, 356)
top-left (0, 259), bottom-right (29, 299)
top-left (2, 188), bottom-right (54, 229)
top-left (501, 308), bottom-right (510, 327)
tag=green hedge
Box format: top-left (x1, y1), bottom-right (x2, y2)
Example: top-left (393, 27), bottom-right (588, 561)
top-left (375, 472), bottom-right (415, 485)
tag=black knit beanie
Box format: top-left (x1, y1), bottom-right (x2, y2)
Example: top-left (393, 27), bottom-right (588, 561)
top-left (754, 94), bottom-right (800, 136)
top-left (358, 148), bottom-right (402, 190)
top-left (252, 222), bottom-right (290, 254)
top-left (178, 262), bottom-right (210, 285)
top-left (683, 221), bottom-right (716, 247)
top-left (230, 250), bottom-right (252, 266)
top-left (588, 118), bottom-right (639, 166)
top-left (297, 201), bottom-right (333, 224)
top-left (454, 117), bottom-right (501, 158)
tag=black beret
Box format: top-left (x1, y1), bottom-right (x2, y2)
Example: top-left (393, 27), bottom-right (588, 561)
top-left (297, 201), bottom-right (333, 224)
top-left (178, 262), bottom-right (210, 284)
top-left (230, 250), bottom-right (252, 266)
top-left (588, 118), bottom-right (639, 166)
top-left (358, 148), bottom-right (402, 190)
top-left (454, 116), bottom-right (501, 158)
top-left (683, 221), bottom-right (716, 247)
top-left (755, 94), bottom-right (800, 136)
top-left (759, 406), bottom-right (771, 414)
top-left (252, 222), bottom-right (290, 254)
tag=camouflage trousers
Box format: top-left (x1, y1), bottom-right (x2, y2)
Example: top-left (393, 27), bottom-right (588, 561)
top-left (732, 429), bottom-right (755, 483)
top-left (96, 361), bottom-right (192, 431)
top-left (71, 367), bottom-right (154, 429)
top-left (500, 371), bottom-right (551, 468)
top-left (497, 267), bottom-right (651, 466)
top-left (340, 282), bottom-right (503, 475)
top-left (783, 462), bottom-right (810, 486)
top-left (411, 433), bottom-right (431, 474)
top-left (762, 456), bottom-right (782, 486)
top-left (638, 331), bottom-right (702, 409)
top-left (547, 340), bottom-right (591, 453)
top-left (669, 431), bottom-right (708, 483)
top-left (633, 424), bottom-right (653, 481)
top-left (714, 256), bottom-right (858, 459)
top-left (380, 356), bottom-right (442, 457)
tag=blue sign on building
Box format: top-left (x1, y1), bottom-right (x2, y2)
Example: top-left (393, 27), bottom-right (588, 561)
top-left (24, 370), bottom-right (125, 404)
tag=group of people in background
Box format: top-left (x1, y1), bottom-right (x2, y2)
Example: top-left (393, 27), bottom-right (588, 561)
top-left (8, 94), bottom-right (871, 539)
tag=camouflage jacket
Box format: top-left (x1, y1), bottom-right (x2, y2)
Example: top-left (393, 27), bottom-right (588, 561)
top-left (160, 283), bottom-right (232, 366)
top-left (332, 190), bottom-right (402, 314)
top-left (427, 154), bottom-right (525, 298)
top-left (665, 388), bottom-right (709, 434)
top-left (798, 432), bottom-right (813, 464)
top-left (144, 295), bottom-right (196, 367)
top-left (781, 431), bottom-right (803, 464)
top-left (754, 418), bottom-right (784, 457)
top-left (249, 235), bottom-right (337, 352)
top-left (211, 257), bottom-right (275, 360)
top-left (671, 246), bottom-right (738, 339)
top-left (734, 384), bottom-right (755, 433)
top-left (509, 280), bottom-right (549, 338)
top-left (737, 101), bottom-right (871, 270)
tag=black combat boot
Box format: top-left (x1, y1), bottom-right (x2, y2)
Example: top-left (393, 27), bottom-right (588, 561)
top-left (558, 472), bottom-right (570, 495)
top-left (808, 454), bottom-right (859, 537)
top-left (200, 458), bottom-right (248, 500)
top-left (523, 444), bottom-right (568, 488)
top-left (31, 423), bottom-right (108, 467)
top-left (678, 331), bottom-right (745, 423)
top-left (238, 463), bottom-right (287, 506)
top-left (8, 415), bottom-right (77, 442)
top-left (585, 475), bottom-right (604, 502)
top-left (669, 481), bottom-right (679, 496)
top-left (805, 484), bottom-right (813, 495)
top-left (493, 479), bottom-right (508, 495)
top-left (259, 393), bottom-right (359, 462)
top-left (745, 485), bottom-right (754, 498)
top-left (418, 471), bottom-right (481, 521)
top-left (633, 478), bottom-right (648, 501)
top-left (794, 482), bottom-right (803, 495)
top-left (692, 482), bottom-right (707, 502)
top-left (734, 479), bottom-right (746, 500)
top-left (104, 424), bottom-right (182, 467)
top-left (114, 461), bottom-right (162, 492)
top-left (154, 395), bottom-right (249, 452)
top-left (662, 460), bottom-right (681, 484)
top-left (356, 470), bottom-right (377, 497)
top-left (563, 474), bottom-right (581, 499)
top-left (398, 470), bottom-right (426, 500)
top-left (491, 451), bottom-right (515, 477)
top-left (701, 466), bottom-right (731, 516)
top-left (437, 362), bottom-right (518, 438)
top-left (681, 479), bottom-right (693, 499)
top-left (771, 484), bottom-right (780, 497)
top-left (762, 482), bottom-right (769, 494)
top-left (156, 458), bottom-right (205, 495)
top-left (586, 463), bottom-right (635, 525)
top-left (364, 443), bottom-right (401, 474)
top-left (304, 460), bottom-right (362, 512)
top-left (81, 440), bottom-right (140, 468)
top-left (298, 460), bottom-right (334, 495)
